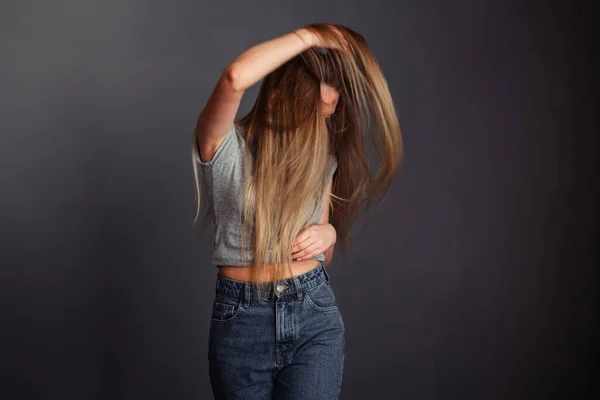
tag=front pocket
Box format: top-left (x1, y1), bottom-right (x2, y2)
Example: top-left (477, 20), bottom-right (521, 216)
top-left (304, 280), bottom-right (339, 312)
top-left (211, 295), bottom-right (242, 322)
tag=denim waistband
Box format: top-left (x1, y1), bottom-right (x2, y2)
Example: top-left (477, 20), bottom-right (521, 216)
top-left (215, 261), bottom-right (330, 304)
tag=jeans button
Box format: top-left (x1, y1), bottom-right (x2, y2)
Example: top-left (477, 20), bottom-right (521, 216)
top-left (276, 284), bottom-right (284, 292)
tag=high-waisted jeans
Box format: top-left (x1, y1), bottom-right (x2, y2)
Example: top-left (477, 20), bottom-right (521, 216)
top-left (208, 261), bottom-right (345, 399)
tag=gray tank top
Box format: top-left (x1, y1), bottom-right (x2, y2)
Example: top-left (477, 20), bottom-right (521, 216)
top-left (195, 123), bottom-right (338, 267)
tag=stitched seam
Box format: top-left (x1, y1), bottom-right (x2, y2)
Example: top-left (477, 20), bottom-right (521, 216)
top-left (210, 300), bottom-right (243, 323)
top-left (304, 291), bottom-right (339, 312)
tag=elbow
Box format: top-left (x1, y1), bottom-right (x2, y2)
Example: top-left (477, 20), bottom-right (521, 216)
top-left (223, 64), bottom-right (244, 92)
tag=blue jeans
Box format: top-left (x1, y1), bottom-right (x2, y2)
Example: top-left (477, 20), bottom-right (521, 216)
top-left (208, 261), bottom-right (345, 399)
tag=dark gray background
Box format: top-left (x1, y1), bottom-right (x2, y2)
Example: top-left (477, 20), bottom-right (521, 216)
top-left (1, 0), bottom-right (596, 399)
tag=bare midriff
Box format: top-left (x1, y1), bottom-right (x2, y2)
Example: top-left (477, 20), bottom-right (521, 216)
top-left (218, 259), bottom-right (321, 282)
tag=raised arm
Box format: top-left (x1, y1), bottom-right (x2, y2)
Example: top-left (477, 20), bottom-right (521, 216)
top-left (195, 28), bottom-right (318, 163)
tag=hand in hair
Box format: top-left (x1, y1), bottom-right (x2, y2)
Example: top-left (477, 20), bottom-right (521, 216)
top-left (295, 24), bottom-right (350, 52)
top-left (291, 223), bottom-right (337, 261)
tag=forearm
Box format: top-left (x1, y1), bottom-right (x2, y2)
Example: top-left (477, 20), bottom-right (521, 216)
top-left (318, 222), bottom-right (336, 268)
top-left (323, 244), bottom-right (334, 268)
top-left (226, 29), bottom-right (315, 92)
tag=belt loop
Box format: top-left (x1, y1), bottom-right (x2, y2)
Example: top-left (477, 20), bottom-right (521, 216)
top-left (215, 273), bottom-right (221, 294)
top-left (243, 281), bottom-right (251, 308)
top-left (321, 262), bottom-right (331, 283)
top-left (292, 276), bottom-right (304, 300)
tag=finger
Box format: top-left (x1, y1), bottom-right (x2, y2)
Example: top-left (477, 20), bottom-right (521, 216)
top-left (293, 244), bottom-right (310, 258)
top-left (331, 28), bottom-right (350, 51)
top-left (292, 230), bottom-right (307, 246)
top-left (291, 237), bottom-right (314, 254)
top-left (299, 226), bottom-right (314, 240)
top-left (295, 243), bottom-right (321, 260)
top-left (292, 227), bottom-right (314, 249)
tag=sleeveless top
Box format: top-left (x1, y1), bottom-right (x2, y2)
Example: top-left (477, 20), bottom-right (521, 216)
top-left (195, 123), bottom-right (338, 267)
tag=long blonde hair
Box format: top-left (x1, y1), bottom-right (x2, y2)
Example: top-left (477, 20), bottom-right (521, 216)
top-left (192, 23), bottom-right (403, 294)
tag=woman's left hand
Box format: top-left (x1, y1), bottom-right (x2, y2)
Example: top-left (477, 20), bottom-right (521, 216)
top-left (291, 223), bottom-right (337, 261)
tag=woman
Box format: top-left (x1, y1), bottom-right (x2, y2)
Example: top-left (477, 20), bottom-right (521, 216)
top-left (191, 23), bottom-right (403, 399)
